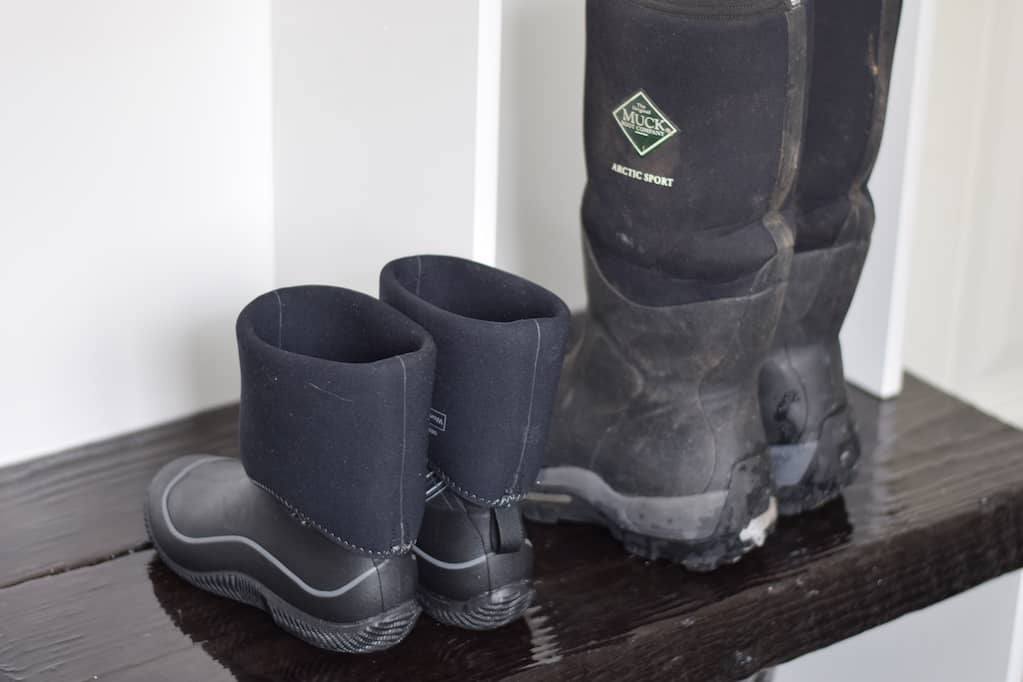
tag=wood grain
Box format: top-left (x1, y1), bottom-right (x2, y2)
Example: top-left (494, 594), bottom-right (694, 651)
top-left (0, 405), bottom-right (237, 588)
top-left (2, 376), bottom-right (1023, 680)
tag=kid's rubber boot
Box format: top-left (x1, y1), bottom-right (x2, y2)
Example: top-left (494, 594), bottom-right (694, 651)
top-left (524, 0), bottom-right (808, 570)
top-left (760, 0), bottom-right (903, 515)
top-left (380, 256), bottom-right (570, 629)
top-left (146, 286), bottom-right (436, 653)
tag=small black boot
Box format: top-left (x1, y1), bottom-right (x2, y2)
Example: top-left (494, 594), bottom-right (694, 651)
top-left (760, 0), bottom-right (903, 515)
top-left (145, 286), bottom-right (436, 653)
top-left (524, 0), bottom-right (808, 570)
top-left (380, 256), bottom-right (570, 629)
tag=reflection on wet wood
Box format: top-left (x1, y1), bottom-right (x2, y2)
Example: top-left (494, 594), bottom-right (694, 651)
top-left (0, 405), bottom-right (237, 588)
top-left (2, 376), bottom-right (1023, 680)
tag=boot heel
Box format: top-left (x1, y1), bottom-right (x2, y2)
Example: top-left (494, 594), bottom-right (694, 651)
top-left (523, 489), bottom-right (603, 525)
top-left (380, 255), bottom-right (571, 630)
top-left (525, 454), bottom-right (778, 571)
top-left (772, 406), bottom-right (861, 515)
top-left (608, 497), bottom-right (778, 572)
top-left (417, 580), bottom-right (534, 631)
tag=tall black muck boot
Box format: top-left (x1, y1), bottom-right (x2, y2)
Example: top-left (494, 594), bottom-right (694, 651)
top-left (760, 0), bottom-right (903, 515)
top-left (380, 256), bottom-right (570, 629)
top-left (525, 0), bottom-right (808, 570)
top-left (145, 286), bottom-right (436, 653)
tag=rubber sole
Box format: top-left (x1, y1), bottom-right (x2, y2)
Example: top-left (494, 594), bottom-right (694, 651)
top-left (771, 409), bottom-right (861, 516)
top-left (524, 481), bottom-right (777, 572)
top-left (772, 440), bottom-right (859, 516)
top-left (145, 510), bottom-right (420, 653)
top-left (417, 581), bottom-right (534, 630)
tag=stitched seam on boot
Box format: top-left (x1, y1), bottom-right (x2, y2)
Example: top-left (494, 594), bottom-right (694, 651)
top-left (428, 463), bottom-right (524, 508)
top-left (397, 355), bottom-right (408, 546)
top-left (272, 290), bottom-right (284, 348)
top-left (509, 319), bottom-right (542, 494)
top-left (249, 478), bottom-right (411, 557)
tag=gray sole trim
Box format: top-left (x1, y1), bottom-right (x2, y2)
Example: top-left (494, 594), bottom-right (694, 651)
top-left (769, 441), bottom-right (817, 487)
top-left (532, 466), bottom-right (728, 542)
top-left (525, 466), bottom-right (777, 570)
top-left (771, 441), bottom-right (860, 516)
top-left (145, 502), bottom-right (419, 654)
top-left (412, 546), bottom-right (488, 570)
top-left (161, 457), bottom-right (383, 598)
top-left (150, 537), bottom-right (419, 653)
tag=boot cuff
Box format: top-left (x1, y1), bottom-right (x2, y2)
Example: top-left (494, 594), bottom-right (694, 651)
top-left (380, 256), bottom-right (570, 506)
top-left (236, 285), bottom-right (436, 555)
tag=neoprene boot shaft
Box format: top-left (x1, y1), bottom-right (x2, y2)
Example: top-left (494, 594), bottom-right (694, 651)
top-left (526, 0), bottom-right (807, 569)
top-left (381, 256), bottom-right (570, 629)
top-left (147, 286), bottom-right (436, 652)
top-left (381, 257), bottom-right (570, 506)
top-left (238, 286), bottom-right (436, 554)
top-left (584, 0), bottom-right (804, 305)
top-left (761, 0), bottom-right (903, 514)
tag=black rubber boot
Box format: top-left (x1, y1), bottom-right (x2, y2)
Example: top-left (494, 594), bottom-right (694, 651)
top-left (760, 0), bottom-right (903, 516)
top-left (523, 0), bottom-right (808, 570)
top-left (380, 256), bottom-right (570, 629)
top-left (145, 286), bottom-right (436, 653)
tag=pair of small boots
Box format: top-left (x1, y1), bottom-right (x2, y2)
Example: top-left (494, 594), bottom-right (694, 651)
top-left (146, 256), bottom-right (570, 652)
top-left (525, 0), bottom-right (903, 569)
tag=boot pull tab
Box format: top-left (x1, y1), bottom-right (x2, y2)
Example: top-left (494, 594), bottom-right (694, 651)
top-left (491, 505), bottom-right (524, 554)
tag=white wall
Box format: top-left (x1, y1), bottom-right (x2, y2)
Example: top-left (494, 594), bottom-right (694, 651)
top-left (903, 0), bottom-right (1023, 432)
top-left (0, 0), bottom-right (492, 466)
top-left (0, 0), bottom-right (275, 467)
top-left (271, 1), bottom-right (482, 294)
top-left (496, 0), bottom-right (586, 308)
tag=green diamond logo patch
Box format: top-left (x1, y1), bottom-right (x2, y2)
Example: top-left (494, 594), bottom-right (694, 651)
top-left (613, 90), bottom-right (678, 157)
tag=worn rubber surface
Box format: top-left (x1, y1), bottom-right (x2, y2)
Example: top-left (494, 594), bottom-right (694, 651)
top-left (417, 581), bottom-right (534, 631)
top-left (144, 456), bottom-right (421, 653)
top-left (524, 459), bottom-right (778, 572)
top-left (414, 483), bottom-right (535, 630)
top-left (537, 0), bottom-right (805, 570)
top-left (771, 405), bottom-right (861, 515)
top-left (146, 506), bottom-right (420, 654)
top-left (761, 334), bottom-right (864, 517)
top-left (774, 446), bottom-right (859, 516)
top-left (762, 0), bottom-right (903, 515)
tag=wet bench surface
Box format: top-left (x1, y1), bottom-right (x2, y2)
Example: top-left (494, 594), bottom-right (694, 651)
top-left (3, 375), bottom-right (1023, 681)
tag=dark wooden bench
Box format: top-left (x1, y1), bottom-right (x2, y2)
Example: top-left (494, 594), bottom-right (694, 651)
top-left (3, 375), bottom-right (1023, 681)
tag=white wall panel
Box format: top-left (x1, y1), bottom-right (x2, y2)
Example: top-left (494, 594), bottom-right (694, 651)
top-left (0, 0), bottom-right (274, 466)
top-left (272, 0), bottom-right (482, 293)
top-left (495, 0), bottom-right (586, 308)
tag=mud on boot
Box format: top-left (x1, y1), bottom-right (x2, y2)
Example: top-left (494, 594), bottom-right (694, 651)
top-left (380, 255), bottom-right (570, 629)
top-left (524, 0), bottom-right (808, 569)
top-left (525, 248), bottom-right (784, 571)
top-left (760, 0), bottom-right (903, 515)
top-left (145, 286), bottom-right (436, 653)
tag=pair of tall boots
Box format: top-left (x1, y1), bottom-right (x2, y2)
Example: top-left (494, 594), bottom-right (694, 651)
top-left (525, 0), bottom-right (902, 569)
top-left (145, 256), bottom-right (570, 652)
